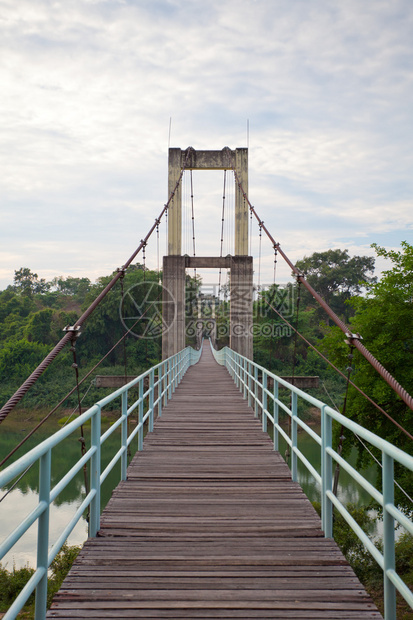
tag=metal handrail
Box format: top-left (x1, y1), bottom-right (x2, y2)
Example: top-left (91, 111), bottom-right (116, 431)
top-left (211, 344), bottom-right (413, 620)
top-left (0, 344), bottom-right (202, 620)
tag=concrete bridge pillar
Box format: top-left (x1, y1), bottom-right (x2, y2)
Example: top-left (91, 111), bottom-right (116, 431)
top-left (162, 255), bottom-right (186, 360)
top-left (229, 256), bottom-right (253, 360)
top-left (162, 147), bottom-right (253, 360)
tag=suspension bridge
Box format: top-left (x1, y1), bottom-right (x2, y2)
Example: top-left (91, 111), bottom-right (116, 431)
top-left (0, 147), bottom-right (412, 620)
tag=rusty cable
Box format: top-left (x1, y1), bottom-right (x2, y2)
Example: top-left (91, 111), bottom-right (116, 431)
top-left (332, 346), bottom-right (354, 496)
top-left (218, 170), bottom-right (226, 297)
top-left (0, 289), bottom-right (164, 469)
top-left (69, 330), bottom-right (90, 519)
top-left (224, 149), bottom-right (413, 413)
top-left (262, 297), bottom-right (413, 441)
top-left (273, 246), bottom-right (278, 285)
top-left (0, 147), bottom-right (195, 423)
top-left (119, 270), bottom-right (128, 386)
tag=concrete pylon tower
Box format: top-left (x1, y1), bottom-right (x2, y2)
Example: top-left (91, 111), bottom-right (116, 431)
top-left (162, 147), bottom-right (253, 360)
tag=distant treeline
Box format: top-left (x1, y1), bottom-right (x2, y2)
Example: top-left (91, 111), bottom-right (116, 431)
top-left (1, 243), bottom-right (412, 504)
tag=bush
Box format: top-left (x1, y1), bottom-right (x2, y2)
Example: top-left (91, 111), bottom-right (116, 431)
top-left (0, 544), bottom-right (81, 616)
top-left (47, 544), bottom-right (81, 607)
top-left (0, 563), bottom-right (35, 612)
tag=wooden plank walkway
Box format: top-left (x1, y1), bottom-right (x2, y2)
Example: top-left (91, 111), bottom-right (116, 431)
top-left (48, 343), bottom-right (382, 619)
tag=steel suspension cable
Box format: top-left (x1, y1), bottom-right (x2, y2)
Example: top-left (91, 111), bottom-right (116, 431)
top-left (119, 272), bottom-right (128, 385)
top-left (0, 289), bottom-right (164, 469)
top-left (257, 223), bottom-right (263, 293)
top-left (332, 346), bottom-right (354, 496)
top-left (225, 151), bottom-right (413, 412)
top-left (156, 221), bottom-right (160, 278)
top-left (218, 170), bottom-right (227, 297)
top-left (262, 297), bottom-right (413, 442)
top-left (273, 246), bottom-right (278, 285)
top-left (70, 332), bottom-right (90, 518)
top-left (190, 170), bottom-right (196, 279)
top-left (0, 147), bottom-right (195, 423)
top-left (320, 381), bottom-right (413, 506)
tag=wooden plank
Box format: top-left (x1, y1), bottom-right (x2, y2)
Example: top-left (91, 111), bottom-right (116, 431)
top-left (47, 343), bottom-right (382, 619)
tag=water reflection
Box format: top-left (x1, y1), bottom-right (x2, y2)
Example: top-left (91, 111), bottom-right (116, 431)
top-left (0, 488), bottom-right (88, 570)
top-left (1, 416), bottom-right (139, 569)
top-left (271, 424), bottom-right (379, 507)
top-left (1, 417), bottom-right (381, 570)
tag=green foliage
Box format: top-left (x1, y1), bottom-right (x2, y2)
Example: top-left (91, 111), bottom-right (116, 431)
top-left (47, 544), bottom-right (81, 607)
top-left (0, 265), bottom-right (165, 411)
top-left (395, 531), bottom-right (413, 586)
top-left (320, 242), bottom-right (413, 506)
top-left (295, 248), bottom-right (376, 321)
top-left (51, 276), bottom-right (91, 303)
top-left (0, 544), bottom-right (81, 615)
top-left (312, 501), bottom-right (380, 582)
top-left (0, 339), bottom-right (50, 381)
top-left (14, 267), bottom-right (50, 297)
top-left (312, 502), bottom-right (413, 616)
top-left (0, 563), bottom-right (35, 612)
top-left (24, 309), bottom-right (54, 344)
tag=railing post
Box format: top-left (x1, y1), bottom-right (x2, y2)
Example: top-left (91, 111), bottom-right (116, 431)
top-left (242, 357), bottom-right (247, 400)
top-left (177, 352), bottom-right (181, 387)
top-left (291, 391), bottom-right (298, 482)
top-left (238, 355), bottom-right (242, 392)
top-left (168, 359), bottom-right (173, 400)
top-left (173, 356), bottom-right (177, 393)
top-left (273, 380), bottom-right (279, 451)
top-left (383, 452), bottom-right (396, 620)
top-left (158, 366), bottom-right (163, 418)
top-left (321, 405), bottom-right (333, 538)
top-left (262, 371), bottom-right (267, 434)
top-left (90, 406), bottom-right (101, 537)
top-left (34, 449), bottom-right (51, 620)
top-left (163, 361), bottom-right (168, 407)
top-left (254, 365), bottom-right (258, 418)
top-left (234, 353), bottom-right (239, 389)
top-left (149, 368), bottom-right (155, 433)
top-left (138, 378), bottom-right (144, 451)
top-left (121, 390), bottom-right (128, 481)
top-left (248, 360), bottom-right (252, 407)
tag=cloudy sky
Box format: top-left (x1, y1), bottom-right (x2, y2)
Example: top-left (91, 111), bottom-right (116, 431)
top-left (1, 0), bottom-right (412, 291)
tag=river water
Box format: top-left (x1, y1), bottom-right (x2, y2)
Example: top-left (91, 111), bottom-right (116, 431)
top-left (0, 415), bottom-right (379, 570)
top-left (0, 413), bottom-right (135, 570)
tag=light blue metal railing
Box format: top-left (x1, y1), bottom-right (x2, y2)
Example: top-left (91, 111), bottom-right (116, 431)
top-left (0, 345), bottom-right (202, 620)
top-left (211, 344), bottom-right (413, 620)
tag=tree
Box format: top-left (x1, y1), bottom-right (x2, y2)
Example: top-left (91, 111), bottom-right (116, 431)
top-left (321, 242), bottom-right (413, 508)
top-left (24, 309), bottom-right (54, 344)
top-left (51, 276), bottom-right (91, 302)
top-left (13, 268), bottom-right (50, 297)
top-left (295, 249), bottom-right (376, 321)
top-left (80, 266), bottom-right (163, 367)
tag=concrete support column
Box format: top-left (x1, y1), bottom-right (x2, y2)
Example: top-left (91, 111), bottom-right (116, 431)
top-left (235, 148), bottom-right (248, 256)
top-left (168, 148), bottom-right (182, 256)
top-left (162, 256), bottom-right (186, 359)
top-left (230, 256), bottom-right (253, 359)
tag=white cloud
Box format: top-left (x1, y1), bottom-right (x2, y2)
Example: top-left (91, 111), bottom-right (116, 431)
top-left (0, 0), bottom-right (412, 290)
